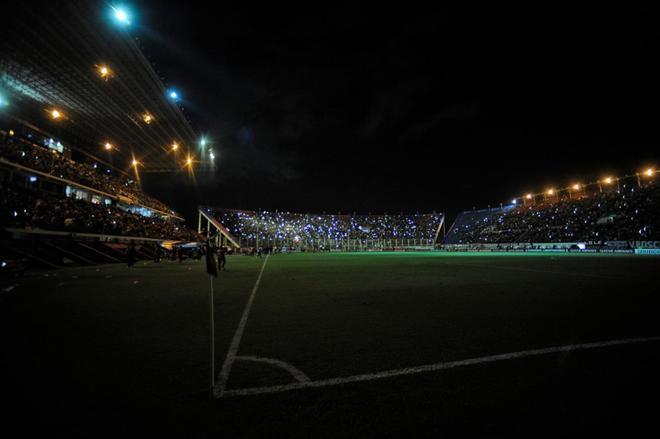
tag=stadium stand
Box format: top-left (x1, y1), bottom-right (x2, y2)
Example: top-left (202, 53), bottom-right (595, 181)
top-left (444, 179), bottom-right (659, 246)
top-left (1, 128), bottom-right (173, 214)
top-left (0, 183), bottom-right (196, 240)
top-left (0, 127), bottom-right (200, 270)
top-left (200, 207), bottom-right (445, 251)
top-left (0, 2), bottom-right (206, 271)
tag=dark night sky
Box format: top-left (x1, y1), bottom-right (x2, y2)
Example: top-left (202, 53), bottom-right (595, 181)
top-left (135, 1), bottom-right (659, 223)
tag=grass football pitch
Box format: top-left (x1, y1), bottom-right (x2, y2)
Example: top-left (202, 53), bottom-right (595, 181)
top-left (2, 251), bottom-right (660, 436)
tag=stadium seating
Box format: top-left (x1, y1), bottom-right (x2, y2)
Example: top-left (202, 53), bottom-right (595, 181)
top-left (1, 133), bottom-right (173, 214)
top-left (207, 208), bottom-right (444, 250)
top-left (0, 183), bottom-right (197, 240)
top-left (444, 180), bottom-right (659, 244)
top-left (1, 132), bottom-right (199, 245)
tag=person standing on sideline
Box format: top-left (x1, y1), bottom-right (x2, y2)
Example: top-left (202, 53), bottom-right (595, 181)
top-left (126, 241), bottom-right (137, 268)
top-left (218, 246), bottom-right (227, 271)
top-left (153, 244), bottom-right (162, 263)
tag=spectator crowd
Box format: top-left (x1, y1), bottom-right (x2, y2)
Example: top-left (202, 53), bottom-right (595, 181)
top-left (445, 181), bottom-right (660, 244)
top-left (1, 135), bottom-right (172, 213)
top-left (211, 208), bottom-right (444, 248)
top-left (0, 183), bottom-right (199, 240)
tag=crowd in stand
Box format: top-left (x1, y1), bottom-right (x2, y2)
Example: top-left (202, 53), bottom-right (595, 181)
top-left (445, 181), bottom-right (660, 244)
top-left (0, 135), bottom-right (172, 213)
top-left (211, 209), bottom-right (444, 246)
top-left (0, 183), bottom-right (199, 240)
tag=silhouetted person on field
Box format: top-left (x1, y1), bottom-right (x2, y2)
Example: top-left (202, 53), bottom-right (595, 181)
top-left (126, 241), bottom-right (137, 268)
top-left (153, 244), bottom-right (162, 263)
top-left (218, 246), bottom-right (227, 271)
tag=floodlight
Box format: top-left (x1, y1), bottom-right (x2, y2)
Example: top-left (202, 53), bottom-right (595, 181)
top-left (547, 189), bottom-right (554, 195)
top-left (167, 89), bottom-right (179, 100)
top-left (50, 109), bottom-right (62, 119)
top-left (526, 194), bottom-right (532, 199)
top-left (645, 168), bottom-right (654, 177)
top-left (171, 142), bottom-right (179, 151)
top-left (104, 142), bottom-right (113, 150)
top-left (604, 177), bottom-right (613, 184)
top-left (112, 6), bottom-right (131, 25)
top-left (572, 184), bottom-right (580, 190)
top-left (132, 159), bottom-right (139, 167)
top-left (98, 65), bottom-right (111, 80)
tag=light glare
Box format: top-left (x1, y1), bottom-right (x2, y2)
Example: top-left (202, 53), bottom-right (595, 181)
top-left (98, 65), bottom-right (111, 80)
top-left (112, 7), bottom-right (130, 25)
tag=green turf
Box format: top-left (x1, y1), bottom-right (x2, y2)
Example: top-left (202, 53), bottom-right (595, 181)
top-left (2, 252), bottom-right (660, 436)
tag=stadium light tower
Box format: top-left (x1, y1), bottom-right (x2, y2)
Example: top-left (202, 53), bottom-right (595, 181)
top-left (638, 167), bottom-right (655, 187)
top-left (599, 176), bottom-right (619, 193)
top-left (569, 183), bottom-right (581, 199)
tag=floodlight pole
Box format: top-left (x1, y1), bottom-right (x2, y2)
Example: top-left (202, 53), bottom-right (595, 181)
top-left (209, 274), bottom-right (216, 399)
top-left (207, 226), bottom-right (216, 400)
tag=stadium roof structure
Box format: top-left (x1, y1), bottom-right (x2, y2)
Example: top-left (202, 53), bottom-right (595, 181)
top-left (0, 0), bottom-right (197, 173)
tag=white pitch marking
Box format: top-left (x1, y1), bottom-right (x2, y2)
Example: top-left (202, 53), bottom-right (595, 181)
top-left (235, 355), bottom-right (310, 383)
top-left (216, 255), bottom-right (269, 397)
top-left (220, 335), bottom-right (660, 398)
